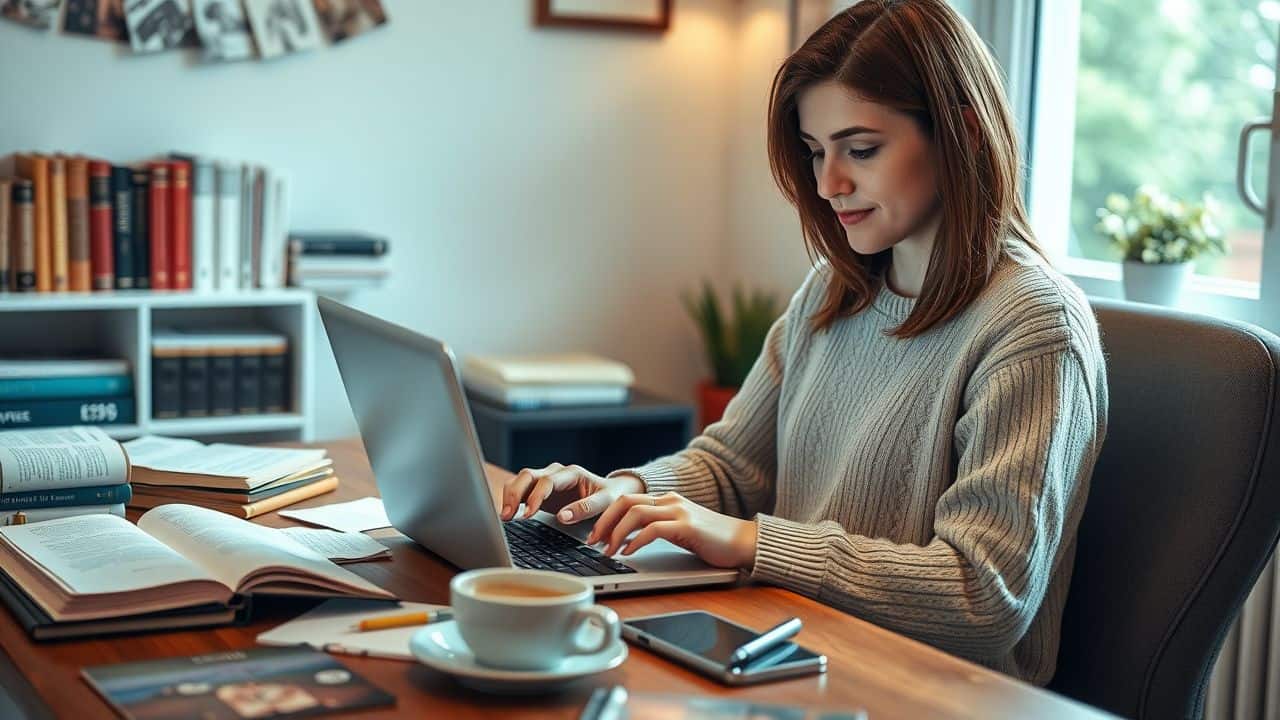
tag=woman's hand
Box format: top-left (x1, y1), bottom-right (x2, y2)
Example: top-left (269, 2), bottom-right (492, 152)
top-left (587, 492), bottom-right (758, 570)
top-left (500, 462), bottom-right (645, 523)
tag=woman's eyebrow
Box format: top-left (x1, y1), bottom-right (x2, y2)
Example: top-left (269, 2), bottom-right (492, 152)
top-left (798, 126), bottom-right (881, 141)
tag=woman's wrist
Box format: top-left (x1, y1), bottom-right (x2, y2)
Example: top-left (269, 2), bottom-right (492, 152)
top-left (734, 517), bottom-right (760, 569)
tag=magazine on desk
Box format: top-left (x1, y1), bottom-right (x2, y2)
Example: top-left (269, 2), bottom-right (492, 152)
top-left (0, 503), bottom-right (393, 640)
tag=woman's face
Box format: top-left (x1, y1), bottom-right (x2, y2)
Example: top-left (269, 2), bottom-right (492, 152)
top-left (796, 80), bottom-right (941, 255)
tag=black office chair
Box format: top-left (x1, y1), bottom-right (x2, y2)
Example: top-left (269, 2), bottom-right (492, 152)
top-left (1050, 298), bottom-right (1280, 719)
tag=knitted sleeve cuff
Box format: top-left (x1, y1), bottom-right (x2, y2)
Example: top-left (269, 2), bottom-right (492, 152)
top-left (749, 513), bottom-right (839, 598)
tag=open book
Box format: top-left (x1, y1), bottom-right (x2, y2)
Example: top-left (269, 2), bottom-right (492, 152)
top-left (0, 503), bottom-right (393, 637)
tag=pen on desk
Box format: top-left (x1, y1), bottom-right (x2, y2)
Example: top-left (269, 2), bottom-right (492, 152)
top-left (580, 685), bottom-right (628, 720)
top-left (352, 609), bottom-right (453, 632)
top-left (728, 617), bottom-right (803, 668)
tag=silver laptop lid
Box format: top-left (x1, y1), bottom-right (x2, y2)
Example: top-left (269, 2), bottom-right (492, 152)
top-left (317, 296), bottom-right (513, 571)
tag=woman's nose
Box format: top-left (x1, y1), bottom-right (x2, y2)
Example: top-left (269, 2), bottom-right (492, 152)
top-left (816, 158), bottom-right (853, 200)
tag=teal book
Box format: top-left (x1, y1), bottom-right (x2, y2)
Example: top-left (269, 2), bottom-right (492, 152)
top-left (0, 375), bottom-right (133, 401)
top-left (0, 397), bottom-right (135, 428)
top-left (0, 484), bottom-right (131, 509)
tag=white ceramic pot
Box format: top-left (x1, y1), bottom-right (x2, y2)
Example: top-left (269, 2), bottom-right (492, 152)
top-left (1122, 261), bottom-right (1193, 307)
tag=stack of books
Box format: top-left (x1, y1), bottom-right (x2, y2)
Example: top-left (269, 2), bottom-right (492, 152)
top-left (0, 359), bottom-right (135, 429)
top-left (122, 436), bottom-right (337, 519)
top-left (1, 152), bottom-right (291, 293)
top-left (151, 328), bottom-right (290, 419)
top-left (0, 426), bottom-right (132, 526)
top-left (461, 353), bottom-right (635, 410)
top-left (287, 232), bottom-right (389, 293)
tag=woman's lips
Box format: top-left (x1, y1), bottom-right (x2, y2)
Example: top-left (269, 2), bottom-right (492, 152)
top-left (837, 208), bottom-right (873, 226)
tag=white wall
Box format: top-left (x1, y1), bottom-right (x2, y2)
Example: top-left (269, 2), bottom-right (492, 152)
top-left (0, 0), bottom-right (739, 439)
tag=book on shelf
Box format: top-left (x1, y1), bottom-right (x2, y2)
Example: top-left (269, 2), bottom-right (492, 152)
top-left (0, 178), bottom-right (10, 291)
top-left (0, 374), bottom-right (133, 400)
top-left (239, 162), bottom-right (256, 290)
top-left (152, 330), bottom-right (289, 418)
top-left (88, 160), bottom-right (115, 290)
top-left (169, 157), bottom-right (192, 290)
top-left (15, 154), bottom-right (52, 292)
top-left (130, 165), bottom-right (151, 290)
top-left (462, 352), bottom-right (636, 387)
top-left (0, 360), bottom-right (135, 428)
top-left (0, 358), bottom-right (130, 379)
top-left (173, 153), bottom-right (215, 291)
top-left (464, 373), bottom-right (630, 410)
top-left (288, 232), bottom-right (389, 256)
top-left (216, 161), bottom-right (241, 291)
top-left (110, 165), bottom-right (134, 289)
top-left (66, 155), bottom-right (92, 292)
top-left (147, 160), bottom-right (171, 290)
top-left (0, 503), bottom-right (393, 640)
top-left (0, 397), bottom-right (135, 428)
top-left (11, 179), bottom-right (36, 292)
top-left (82, 645), bottom-right (396, 720)
top-left (49, 155), bottom-right (69, 292)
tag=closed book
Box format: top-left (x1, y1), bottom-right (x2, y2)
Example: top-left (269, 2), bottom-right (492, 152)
top-left (236, 353), bottom-right (262, 414)
top-left (0, 426), bottom-right (129, 493)
top-left (10, 180), bottom-right (36, 292)
top-left (131, 473), bottom-right (339, 519)
top-left (151, 333), bottom-right (184, 419)
top-left (123, 436), bottom-right (328, 492)
top-left (240, 163), bottom-right (257, 289)
top-left (215, 162), bottom-right (240, 291)
top-left (0, 485), bottom-right (132, 510)
top-left (169, 158), bottom-right (192, 290)
top-left (88, 160), bottom-right (115, 290)
top-left (288, 232), bottom-right (389, 256)
top-left (48, 156), bottom-right (69, 292)
top-left (464, 375), bottom-right (630, 410)
top-left (0, 503), bottom-right (125, 526)
top-left (0, 375), bottom-right (133, 401)
top-left (130, 167), bottom-right (150, 290)
top-left (110, 166), bottom-right (134, 289)
top-left (0, 358), bottom-right (130, 379)
top-left (259, 169), bottom-right (290, 289)
top-left (147, 161), bottom-right (171, 290)
top-left (290, 255), bottom-right (391, 276)
top-left (182, 353), bottom-right (210, 417)
top-left (66, 156), bottom-right (92, 292)
top-left (0, 178), bottom-right (9, 291)
top-left (128, 464), bottom-right (332, 505)
top-left (462, 353), bottom-right (636, 387)
top-left (183, 156), bottom-right (216, 291)
top-left (0, 397), bottom-right (135, 428)
top-left (261, 344), bottom-right (288, 412)
top-left (15, 154), bottom-right (52, 292)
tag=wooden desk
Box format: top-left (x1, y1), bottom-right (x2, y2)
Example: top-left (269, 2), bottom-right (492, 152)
top-left (0, 438), bottom-right (1114, 719)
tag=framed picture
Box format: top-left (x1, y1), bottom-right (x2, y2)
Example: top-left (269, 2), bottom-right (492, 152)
top-left (534, 0), bottom-right (671, 33)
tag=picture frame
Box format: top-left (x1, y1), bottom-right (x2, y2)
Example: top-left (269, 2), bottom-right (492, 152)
top-left (534, 0), bottom-right (671, 33)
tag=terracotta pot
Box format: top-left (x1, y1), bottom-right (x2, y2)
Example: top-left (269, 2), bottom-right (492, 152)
top-left (697, 380), bottom-right (738, 430)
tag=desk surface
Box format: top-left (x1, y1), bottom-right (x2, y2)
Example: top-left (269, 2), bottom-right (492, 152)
top-left (0, 438), bottom-right (1113, 719)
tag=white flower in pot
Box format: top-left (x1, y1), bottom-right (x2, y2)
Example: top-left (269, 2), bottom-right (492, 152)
top-left (1095, 185), bottom-right (1226, 307)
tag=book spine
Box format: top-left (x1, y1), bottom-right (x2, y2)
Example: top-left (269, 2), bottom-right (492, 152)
top-left (0, 179), bottom-right (9, 292)
top-left (110, 166), bottom-right (134, 289)
top-left (0, 397), bottom-right (136, 428)
top-left (0, 376), bottom-right (133, 401)
top-left (209, 352), bottom-right (236, 415)
top-left (261, 347), bottom-right (288, 412)
top-left (235, 352), bottom-right (262, 414)
top-left (293, 238), bottom-right (388, 256)
top-left (148, 162), bottom-right (170, 290)
top-left (182, 353), bottom-right (209, 417)
top-left (190, 159), bottom-right (215, 292)
top-left (261, 172), bottom-right (290, 289)
top-left (216, 164), bottom-right (240, 291)
top-left (239, 164), bottom-right (255, 289)
top-left (241, 475), bottom-right (338, 519)
top-left (170, 159), bottom-right (191, 290)
top-left (64, 156), bottom-right (91, 292)
top-left (48, 156), bottom-right (69, 292)
top-left (0, 359), bottom-right (130, 379)
top-left (151, 353), bottom-right (182, 419)
top-left (0, 484), bottom-right (131, 509)
top-left (0, 504), bottom-right (124, 526)
top-left (88, 161), bottom-right (115, 290)
top-left (20, 155), bottom-right (53, 293)
top-left (10, 181), bottom-right (36, 292)
top-left (130, 167), bottom-right (150, 290)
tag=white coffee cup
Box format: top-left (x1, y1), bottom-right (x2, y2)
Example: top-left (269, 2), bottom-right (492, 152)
top-left (449, 567), bottom-right (620, 671)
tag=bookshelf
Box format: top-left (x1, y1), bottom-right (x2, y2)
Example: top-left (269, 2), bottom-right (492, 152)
top-left (0, 289), bottom-right (316, 442)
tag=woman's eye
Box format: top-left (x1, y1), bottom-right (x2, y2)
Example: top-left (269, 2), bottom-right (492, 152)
top-left (849, 146), bottom-right (879, 160)
top-left (806, 150), bottom-right (824, 162)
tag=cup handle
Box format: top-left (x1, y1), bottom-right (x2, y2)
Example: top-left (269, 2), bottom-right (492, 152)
top-left (568, 605), bottom-right (620, 656)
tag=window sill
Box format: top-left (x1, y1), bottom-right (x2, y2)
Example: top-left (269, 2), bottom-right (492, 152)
top-left (1059, 256), bottom-right (1261, 301)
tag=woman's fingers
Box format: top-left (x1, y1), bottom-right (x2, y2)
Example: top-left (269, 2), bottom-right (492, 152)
top-left (556, 490), bottom-right (613, 524)
top-left (587, 493), bottom-right (655, 545)
top-left (603, 503), bottom-right (669, 557)
top-left (500, 463), bottom-right (563, 520)
top-left (621, 520), bottom-right (685, 556)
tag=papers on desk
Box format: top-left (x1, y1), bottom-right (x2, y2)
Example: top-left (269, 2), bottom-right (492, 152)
top-left (280, 527), bottom-right (390, 563)
top-left (279, 497), bottom-right (392, 533)
top-left (257, 598), bottom-right (448, 661)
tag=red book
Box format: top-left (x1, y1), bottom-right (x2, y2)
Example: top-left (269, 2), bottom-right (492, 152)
top-left (148, 161), bottom-right (170, 290)
top-left (169, 159), bottom-right (191, 290)
top-left (87, 160), bottom-right (114, 290)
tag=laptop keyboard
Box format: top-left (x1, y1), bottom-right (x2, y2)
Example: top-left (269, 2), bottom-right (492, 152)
top-left (503, 519), bottom-right (637, 577)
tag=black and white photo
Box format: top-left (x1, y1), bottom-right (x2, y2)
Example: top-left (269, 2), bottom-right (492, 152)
top-left (245, 0), bottom-right (321, 60)
top-left (123, 0), bottom-right (192, 53)
top-left (0, 0), bottom-right (63, 29)
top-left (192, 0), bottom-right (255, 61)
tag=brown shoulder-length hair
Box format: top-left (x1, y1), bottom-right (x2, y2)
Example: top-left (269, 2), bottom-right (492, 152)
top-left (768, 0), bottom-right (1041, 337)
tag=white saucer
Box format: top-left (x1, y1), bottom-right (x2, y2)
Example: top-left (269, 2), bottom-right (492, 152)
top-left (409, 620), bottom-right (628, 695)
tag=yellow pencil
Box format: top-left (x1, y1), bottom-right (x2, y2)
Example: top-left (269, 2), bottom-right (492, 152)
top-left (354, 609), bottom-right (453, 632)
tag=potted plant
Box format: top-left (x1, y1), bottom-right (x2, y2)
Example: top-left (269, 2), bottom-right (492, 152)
top-left (1094, 185), bottom-right (1226, 306)
top-left (682, 281), bottom-right (780, 429)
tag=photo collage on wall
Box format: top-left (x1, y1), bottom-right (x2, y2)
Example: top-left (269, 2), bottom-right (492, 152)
top-left (1, 0), bottom-right (388, 61)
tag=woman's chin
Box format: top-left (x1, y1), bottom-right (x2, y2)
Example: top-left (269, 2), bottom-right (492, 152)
top-left (845, 232), bottom-right (892, 256)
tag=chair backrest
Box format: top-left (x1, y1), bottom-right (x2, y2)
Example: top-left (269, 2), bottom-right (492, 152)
top-left (1050, 298), bottom-right (1280, 719)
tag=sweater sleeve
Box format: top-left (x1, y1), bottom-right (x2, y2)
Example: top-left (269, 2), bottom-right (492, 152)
top-left (749, 349), bottom-right (1104, 659)
top-left (605, 269), bottom-right (822, 518)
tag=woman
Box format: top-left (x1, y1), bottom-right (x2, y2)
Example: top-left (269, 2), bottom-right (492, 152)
top-left (501, 0), bottom-right (1107, 686)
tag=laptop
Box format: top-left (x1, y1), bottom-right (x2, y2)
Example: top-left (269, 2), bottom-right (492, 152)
top-left (317, 297), bottom-right (740, 595)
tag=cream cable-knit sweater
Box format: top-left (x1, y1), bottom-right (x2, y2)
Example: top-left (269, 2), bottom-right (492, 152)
top-left (613, 239), bottom-right (1108, 685)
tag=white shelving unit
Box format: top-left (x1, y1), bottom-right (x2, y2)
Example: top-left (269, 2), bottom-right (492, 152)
top-left (0, 289), bottom-right (316, 442)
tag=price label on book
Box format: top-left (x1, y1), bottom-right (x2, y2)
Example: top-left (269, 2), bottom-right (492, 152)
top-left (79, 402), bottom-right (119, 423)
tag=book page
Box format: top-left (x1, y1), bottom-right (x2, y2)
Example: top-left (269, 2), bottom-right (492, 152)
top-left (138, 504), bottom-right (390, 598)
top-left (124, 436), bottom-right (325, 482)
top-left (0, 426), bottom-right (129, 493)
top-left (0, 513), bottom-right (215, 595)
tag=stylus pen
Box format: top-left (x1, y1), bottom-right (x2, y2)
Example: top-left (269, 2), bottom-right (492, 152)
top-left (728, 617), bottom-right (803, 668)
